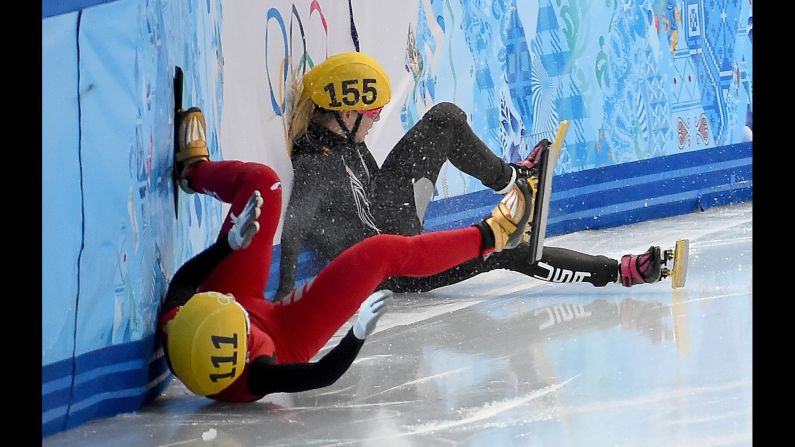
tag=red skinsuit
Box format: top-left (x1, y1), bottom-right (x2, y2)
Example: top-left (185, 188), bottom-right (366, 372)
top-left (164, 160), bottom-right (483, 401)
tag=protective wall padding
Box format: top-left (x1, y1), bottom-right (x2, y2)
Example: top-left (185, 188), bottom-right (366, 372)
top-left (423, 142), bottom-right (753, 234)
top-left (42, 0), bottom-right (225, 436)
top-left (42, 356), bottom-right (75, 436)
top-left (43, 0), bottom-right (122, 19)
top-left (265, 142), bottom-right (752, 297)
top-left (42, 12), bottom-right (81, 368)
top-left (75, 0), bottom-right (145, 356)
top-left (42, 336), bottom-right (171, 435)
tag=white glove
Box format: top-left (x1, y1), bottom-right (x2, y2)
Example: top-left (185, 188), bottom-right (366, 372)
top-left (352, 290), bottom-right (393, 340)
top-left (228, 190), bottom-right (263, 250)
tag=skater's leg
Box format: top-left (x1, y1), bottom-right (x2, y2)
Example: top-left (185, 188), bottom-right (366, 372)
top-left (382, 244), bottom-right (621, 292)
top-left (525, 247), bottom-right (618, 286)
top-left (380, 254), bottom-right (510, 293)
top-left (269, 227), bottom-right (484, 362)
top-left (371, 102), bottom-right (514, 234)
top-left (189, 160), bottom-right (283, 298)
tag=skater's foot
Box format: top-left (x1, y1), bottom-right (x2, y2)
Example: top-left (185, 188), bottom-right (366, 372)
top-left (175, 107), bottom-right (210, 193)
top-left (511, 139), bottom-right (551, 179)
top-left (482, 177), bottom-right (535, 252)
top-left (619, 246), bottom-right (662, 287)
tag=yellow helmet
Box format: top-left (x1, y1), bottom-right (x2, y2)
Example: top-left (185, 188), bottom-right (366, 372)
top-left (302, 52), bottom-right (391, 111)
top-left (165, 291), bottom-right (250, 396)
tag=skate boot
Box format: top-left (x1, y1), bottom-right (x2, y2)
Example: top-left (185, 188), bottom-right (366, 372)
top-left (175, 107), bottom-right (210, 193)
top-left (483, 177), bottom-right (535, 252)
top-left (504, 138), bottom-right (549, 227)
top-left (619, 246), bottom-right (663, 287)
top-left (511, 139), bottom-right (551, 179)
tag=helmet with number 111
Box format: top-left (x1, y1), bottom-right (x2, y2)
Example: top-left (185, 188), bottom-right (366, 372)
top-left (165, 291), bottom-right (250, 396)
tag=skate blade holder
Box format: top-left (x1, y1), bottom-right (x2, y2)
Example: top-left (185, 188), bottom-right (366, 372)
top-left (661, 239), bottom-right (689, 289)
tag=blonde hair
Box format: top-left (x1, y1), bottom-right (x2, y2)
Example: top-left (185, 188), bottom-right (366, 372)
top-left (287, 69), bottom-right (316, 154)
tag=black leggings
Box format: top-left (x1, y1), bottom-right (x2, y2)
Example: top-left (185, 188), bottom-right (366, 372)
top-left (371, 102), bottom-right (514, 235)
top-left (381, 246), bottom-right (618, 293)
top-left (368, 102), bottom-right (619, 291)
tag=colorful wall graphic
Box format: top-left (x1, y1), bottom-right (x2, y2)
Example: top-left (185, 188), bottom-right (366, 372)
top-left (399, 0), bottom-right (753, 199)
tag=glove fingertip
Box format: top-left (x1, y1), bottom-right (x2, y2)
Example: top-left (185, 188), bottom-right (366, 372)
top-left (248, 223), bottom-right (260, 238)
top-left (371, 302), bottom-right (387, 314)
top-left (375, 289), bottom-right (393, 300)
top-left (247, 222), bottom-right (259, 237)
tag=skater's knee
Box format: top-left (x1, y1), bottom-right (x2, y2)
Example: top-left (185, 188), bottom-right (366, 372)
top-left (240, 163), bottom-right (282, 193)
top-left (425, 102), bottom-right (467, 125)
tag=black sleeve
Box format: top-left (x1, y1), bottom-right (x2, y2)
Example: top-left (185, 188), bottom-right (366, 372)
top-left (276, 153), bottom-right (324, 298)
top-left (247, 328), bottom-right (365, 396)
top-left (160, 236), bottom-right (233, 315)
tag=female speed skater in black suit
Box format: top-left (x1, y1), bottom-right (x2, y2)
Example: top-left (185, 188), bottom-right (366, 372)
top-left (276, 51), bottom-right (664, 299)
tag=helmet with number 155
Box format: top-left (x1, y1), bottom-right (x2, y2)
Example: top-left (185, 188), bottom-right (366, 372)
top-left (165, 291), bottom-right (250, 396)
top-left (302, 52), bottom-right (391, 112)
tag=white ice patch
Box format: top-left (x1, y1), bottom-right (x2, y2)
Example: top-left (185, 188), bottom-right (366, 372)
top-left (201, 428), bottom-right (217, 441)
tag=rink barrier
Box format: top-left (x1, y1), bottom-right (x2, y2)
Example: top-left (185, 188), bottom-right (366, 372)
top-left (42, 0), bottom-right (222, 437)
top-left (43, 0), bottom-right (122, 18)
top-left (266, 142), bottom-right (752, 297)
top-left (423, 142), bottom-right (753, 233)
top-left (41, 335), bottom-right (171, 436)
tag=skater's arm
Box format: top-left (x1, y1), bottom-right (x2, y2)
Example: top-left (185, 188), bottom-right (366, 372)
top-left (277, 154), bottom-right (324, 298)
top-left (247, 329), bottom-right (364, 395)
top-left (161, 192), bottom-right (261, 321)
top-left (160, 237), bottom-right (233, 317)
top-left (248, 290), bottom-right (391, 396)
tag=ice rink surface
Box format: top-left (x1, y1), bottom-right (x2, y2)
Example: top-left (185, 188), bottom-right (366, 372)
top-left (43, 202), bottom-right (752, 446)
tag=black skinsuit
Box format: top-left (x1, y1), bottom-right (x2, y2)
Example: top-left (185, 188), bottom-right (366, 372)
top-left (277, 102), bottom-right (618, 298)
